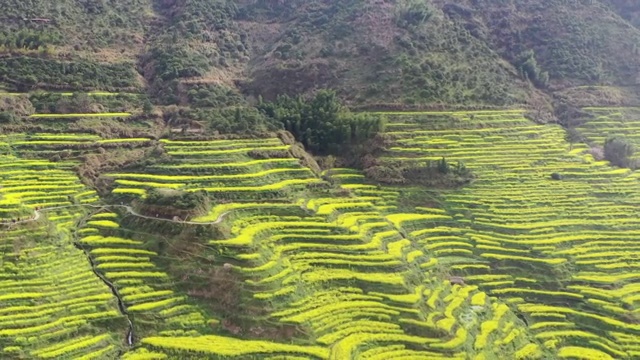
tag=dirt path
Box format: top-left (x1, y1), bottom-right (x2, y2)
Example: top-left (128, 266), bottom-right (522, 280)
top-left (0, 204), bottom-right (231, 226)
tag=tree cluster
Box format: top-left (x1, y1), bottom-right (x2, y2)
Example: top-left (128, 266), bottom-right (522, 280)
top-left (0, 29), bottom-right (60, 50)
top-left (150, 47), bottom-right (211, 82)
top-left (516, 50), bottom-right (549, 88)
top-left (365, 157), bottom-right (474, 188)
top-left (162, 105), bottom-right (278, 135)
top-left (0, 57), bottom-right (138, 91)
top-left (144, 189), bottom-right (209, 210)
top-left (258, 90), bottom-right (386, 155)
top-left (29, 92), bottom-right (144, 114)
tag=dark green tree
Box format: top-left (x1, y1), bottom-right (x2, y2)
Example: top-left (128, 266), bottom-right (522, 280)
top-left (604, 137), bottom-right (635, 168)
top-left (142, 100), bottom-right (154, 114)
top-left (259, 90), bottom-right (385, 154)
top-left (516, 50), bottom-right (549, 88)
top-left (565, 128), bottom-right (583, 151)
top-left (0, 111), bottom-right (19, 124)
top-left (438, 157), bottom-right (449, 174)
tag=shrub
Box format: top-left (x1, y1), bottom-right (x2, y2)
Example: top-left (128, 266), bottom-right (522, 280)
top-left (364, 165), bottom-right (405, 185)
top-left (604, 137), bottom-right (635, 168)
top-left (589, 146), bottom-right (605, 161)
top-left (516, 50), bottom-right (549, 88)
top-left (396, 0), bottom-right (433, 28)
top-left (144, 189), bottom-right (209, 210)
top-left (0, 111), bottom-right (20, 124)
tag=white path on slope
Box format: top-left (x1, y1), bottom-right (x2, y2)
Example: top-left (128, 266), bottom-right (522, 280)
top-left (0, 204), bottom-right (230, 226)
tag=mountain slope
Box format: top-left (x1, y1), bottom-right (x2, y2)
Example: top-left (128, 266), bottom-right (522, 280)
top-left (0, 0), bottom-right (154, 92)
top-left (1, 0), bottom-right (640, 108)
top-left (235, 0), bottom-right (534, 107)
top-left (434, 0), bottom-right (640, 88)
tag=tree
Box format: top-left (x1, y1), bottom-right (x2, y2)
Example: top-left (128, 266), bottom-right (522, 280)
top-left (565, 128), bottom-right (583, 150)
top-left (516, 50), bottom-right (549, 88)
top-left (604, 137), bottom-right (635, 168)
top-left (0, 111), bottom-right (19, 124)
top-left (438, 157), bottom-right (449, 174)
top-left (258, 90), bottom-right (386, 155)
top-left (142, 100), bottom-right (154, 114)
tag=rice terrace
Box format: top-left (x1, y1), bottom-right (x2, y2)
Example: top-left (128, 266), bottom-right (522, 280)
top-left (2, 0), bottom-right (640, 359)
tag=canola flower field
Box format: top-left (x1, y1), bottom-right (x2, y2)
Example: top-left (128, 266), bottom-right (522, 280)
top-left (105, 134), bottom-right (536, 358)
top-left (0, 148), bottom-right (123, 358)
top-left (0, 109), bottom-right (639, 359)
top-left (376, 110), bottom-right (640, 359)
top-left (578, 107), bottom-right (640, 159)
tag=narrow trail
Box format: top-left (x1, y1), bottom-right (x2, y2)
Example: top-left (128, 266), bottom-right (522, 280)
top-left (0, 204), bottom-right (231, 226)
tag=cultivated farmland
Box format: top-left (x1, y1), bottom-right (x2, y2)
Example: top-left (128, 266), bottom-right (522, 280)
top-left (577, 107), bottom-right (640, 161)
top-left (1, 110), bottom-right (639, 359)
top-left (378, 110), bottom-right (640, 359)
top-left (0, 146), bottom-right (124, 358)
top-left (102, 136), bottom-right (539, 358)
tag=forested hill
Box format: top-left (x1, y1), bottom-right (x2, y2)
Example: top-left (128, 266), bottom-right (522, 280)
top-left (2, 0), bottom-right (640, 110)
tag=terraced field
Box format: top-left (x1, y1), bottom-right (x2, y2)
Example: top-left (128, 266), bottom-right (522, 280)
top-left (0, 147), bottom-right (125, 358)
top-left (379, 110), bottom-right (640, 359)
top-left (104, 137), bottom-right (539, 359)
top-left (78, 211), bottom-right (219, 339)
top-left (0, 134), bottom-right (102, 219)
top-left (1, 111), bottom-right (639, 359)
top-left (106, 138), bottom-right (321, 201)
top-left (578, 107), bottom-right (640, 160)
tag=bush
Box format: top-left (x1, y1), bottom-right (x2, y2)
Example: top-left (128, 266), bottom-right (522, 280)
top-left (589, 146), bottom-right (605, 161)
top-left (0, 57), bottom-right (138, 91)
top-left (604, 137), bottom-right (635, 168)
top-left (150, 47), bottom-right (212, 82)
top-left (396, 0), bottom-right (433, 28)
top-left (516, 50), bottom-right (549, 88)
top-left (145, 189), bottom-right (209, 210)
top-left (364, 158), bottom-right (474, 188)
top-left (364, 165), bottom-right (405, 185)
top-left (159, 106), bottom-right (278, 135)
top-left (0, 111), bottom-right (20, 124)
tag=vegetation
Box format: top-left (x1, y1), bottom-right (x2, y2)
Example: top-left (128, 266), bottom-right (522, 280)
top-left (259, 90), bottom-right (385, 154)
top-left (0, 57), bottom-right (139, 92)
top-left (516, 50), bottom-right (550, 88)
top-left (142, 188), bottom-right (210, 217)
top-left (604, 137), bottom-right (635, 168)
top-left (4, 1), bottom-right (640, 359)
top-left (3, 106), bottom-right (640, 358)
top-left (576, 107), bottom-right (640, 167)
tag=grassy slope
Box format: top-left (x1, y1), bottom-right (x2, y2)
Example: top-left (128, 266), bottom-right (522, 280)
top-left (0, 0), bottom-right (153, 53)
top-left (602, 0), bottom-right (640, 29)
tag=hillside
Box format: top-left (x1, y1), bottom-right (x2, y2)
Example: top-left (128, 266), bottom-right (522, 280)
top-left (1, 1), bottom-right (640, 360)
top-left (2, 0), bottom-right (640, 111)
